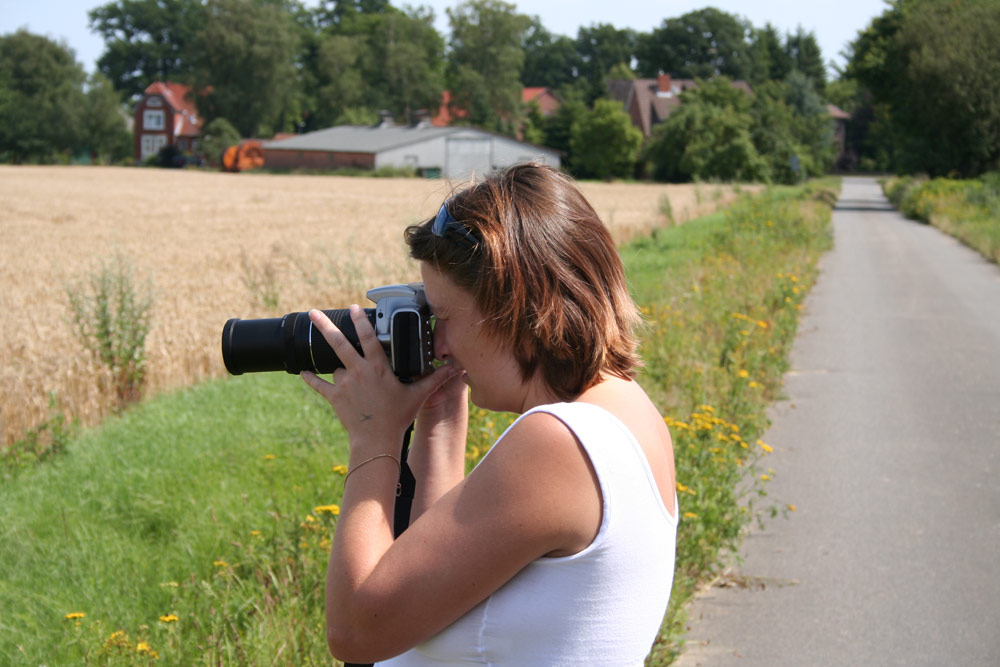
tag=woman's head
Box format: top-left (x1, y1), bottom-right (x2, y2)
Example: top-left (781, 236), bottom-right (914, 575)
top-left (405, 163), bottom-right (641, 401)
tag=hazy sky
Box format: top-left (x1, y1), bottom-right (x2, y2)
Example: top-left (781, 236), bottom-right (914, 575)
top-left (2, 0), bottom-right (888, 77)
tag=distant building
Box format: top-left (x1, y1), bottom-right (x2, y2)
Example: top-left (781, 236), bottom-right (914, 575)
top-left (133, 81), bottom-right (202, 161)
top-left (521, 87), bottom-right (561, 116)
top-left (606, 74), bottom-right (753, 138)
top-left (260, 122), bottom-right (560, 180)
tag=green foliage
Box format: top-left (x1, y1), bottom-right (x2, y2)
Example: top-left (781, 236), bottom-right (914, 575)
top-left (65, 255), bottom-right (155, 411)
top-left (647, 78), bottom-right (768, 183)
top-left (570, 98), bottom-right (642, 180)
top-left (88, 0), bottom-right (206, 101)
top-left (846, 0), bottom-right (1000, 176)
top-left (636, 8), bottom-right (753, 80)
top-left (521, 19), bottom-right (580, 89)
top-left (2, 393), bottom-right (76, 480)
top-left (200, 116), bottom-right (240, 166)
top-left (190, 0), bottom-right (301, 137)
top-left (882, 173), bottom-right (1000, 263)
top-left (82, 73), bottom-right (133, 164)
top-left (0, 30), bottom-right (87, 163)
top-left (446, 0), bottom-right (531, 135)
top-left (574, 23), bottom-right (638, 102)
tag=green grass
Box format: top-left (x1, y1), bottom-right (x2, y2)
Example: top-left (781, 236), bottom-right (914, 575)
top-left (1, 180), bottom-right (838, 665)
top-left (883, 172), bottom-right (1000, 264)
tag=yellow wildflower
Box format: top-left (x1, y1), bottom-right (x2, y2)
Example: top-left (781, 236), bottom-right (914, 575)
top-left (64, 612), bottom-right (86, 620)
top-left (136, 641), bottom-right (158, 658)
top-left (159, 614), bottom-right (179, 623)
top-left (213, 560), bottom-right (228, 568)
top-left (749, 381), bottom-right (763, 389)
top-left (262, 454), bottom-right (275, 461)
top-left (760, 474), bottom-right (771, 481)
top-left (787, 504), bottom-right (797, 512)
top-left (738, 369), bottom-right (749, 378)
top-left (332, 464), bottom-right (348, 475)
top-left (314, 504), bottom-right (340, 516)
top-left (760, 442), bottom-right (774, 453)
top-left (250, 530), bottom-right (262, 537)
top-left (683, 512), bottom-right (699, 519)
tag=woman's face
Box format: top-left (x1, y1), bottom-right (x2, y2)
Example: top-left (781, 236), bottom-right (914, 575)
top-left (420, 263), bottom-right (525, 412)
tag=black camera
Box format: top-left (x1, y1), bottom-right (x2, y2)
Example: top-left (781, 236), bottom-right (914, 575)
top-left (221, 283), bottom-right (434, 381)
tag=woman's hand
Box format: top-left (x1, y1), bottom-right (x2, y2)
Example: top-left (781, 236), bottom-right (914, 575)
top-left (301, 306), bottom-right (461, 450)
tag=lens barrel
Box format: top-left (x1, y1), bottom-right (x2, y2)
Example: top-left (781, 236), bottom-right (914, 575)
top-left (221, 309), bottom-right (375, 375)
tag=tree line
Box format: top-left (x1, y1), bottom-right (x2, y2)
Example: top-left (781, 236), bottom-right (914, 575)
top-left (2, 0), bottom-right (995, 180)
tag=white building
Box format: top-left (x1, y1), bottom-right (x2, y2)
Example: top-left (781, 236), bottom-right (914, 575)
top-left (261, 123), bottom-right (560, 180)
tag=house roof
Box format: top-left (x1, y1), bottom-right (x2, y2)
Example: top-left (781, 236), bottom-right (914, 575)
top-left (144, 81), bottom-right (201, 137)
top-left (261, 125), bottom-right (465, 154)
top-left (522, 87), bottom-right (548, 103)
top-left (827, 103), bottom-right (851, 120)
top-left (607, 76), bottom-right (751, 137)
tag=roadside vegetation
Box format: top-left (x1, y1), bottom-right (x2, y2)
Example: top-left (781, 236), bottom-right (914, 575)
top-left (882, 173), bottom-right (1000, 264)
top-left (0, 180), bottom-right (837, 665)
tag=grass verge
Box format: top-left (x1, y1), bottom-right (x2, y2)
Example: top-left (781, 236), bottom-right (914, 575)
top-left (882, 172), bottom-right (1000, 264)
top-left (0, 180), bottom-right (837, 665)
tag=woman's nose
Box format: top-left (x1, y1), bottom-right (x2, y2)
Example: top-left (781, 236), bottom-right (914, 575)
top-left (433, 321), bottom-right (449, 361)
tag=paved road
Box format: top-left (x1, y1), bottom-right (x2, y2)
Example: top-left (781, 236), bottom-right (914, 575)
top-left (675, 177), bottom-right (1000, 667)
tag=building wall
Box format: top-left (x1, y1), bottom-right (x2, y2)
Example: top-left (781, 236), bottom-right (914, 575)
top-left (261, 149), bottom-right (375, 170)
top-left (134, 95), bottom-right (175, 161)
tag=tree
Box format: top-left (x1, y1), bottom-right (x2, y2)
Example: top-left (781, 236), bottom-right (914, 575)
top-left (522, 18), bottom-right (579, 89)
top-left (748, 23), bottom-right (792, 85)
top-left (446, 0), bottom-right (531, 135)
top-left (363, 7), bottom-right (445, 124)
top-left (575, 23), bottom-right (637, 101)
top-left (0, 30), bottom-right (86, 163)
top-left (636, 8), bottom-right (752, 81)
top-left (89, 0), bottom-right (206, 100)
top-left (847, 0), bottom-right (1000, 175)
top-left (199, 117), bottom-right (240, 166)
top-left (190, 0), bottom-right (300, 137)
top-left (83, 72), bottom-right (132, 163)
top-left (646, 77), bottom-right (767, 182)
top-left (570, 98), bottom-right (642, 180)
top-left (784, 27), bottom-right (826, 91)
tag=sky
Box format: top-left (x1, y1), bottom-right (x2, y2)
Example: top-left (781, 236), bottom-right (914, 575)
top-left (2, 0), bottom-right (889, 77)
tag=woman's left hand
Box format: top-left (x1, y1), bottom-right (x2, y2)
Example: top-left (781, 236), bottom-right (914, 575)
top-left (301, 306), bottom-right (460, 449)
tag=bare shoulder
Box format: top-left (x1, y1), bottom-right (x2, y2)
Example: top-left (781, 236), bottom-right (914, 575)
top-left (578, 378), bottom-right (677, 516)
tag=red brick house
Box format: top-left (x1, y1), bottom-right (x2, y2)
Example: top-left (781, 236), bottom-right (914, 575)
top-left (133, 81), bottom-right (202, 161)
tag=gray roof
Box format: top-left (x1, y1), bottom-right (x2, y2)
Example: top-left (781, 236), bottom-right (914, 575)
top-left (262, 125), bottom-right (462, 153)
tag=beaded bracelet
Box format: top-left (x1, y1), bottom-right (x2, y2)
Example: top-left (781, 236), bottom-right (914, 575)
top-left (344, 453), bottom-right (401, 484)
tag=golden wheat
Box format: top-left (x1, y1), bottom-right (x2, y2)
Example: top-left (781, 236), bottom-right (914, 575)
top-left (0, 165), bottom-right (749, 445)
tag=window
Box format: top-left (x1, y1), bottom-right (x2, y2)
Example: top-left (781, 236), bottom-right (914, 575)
top-left (143, 110), bottom-right (165, 130)
top-left (146, 96), bottom-right (162, 107)
top-left (141, 134), bottom-right (167, 160)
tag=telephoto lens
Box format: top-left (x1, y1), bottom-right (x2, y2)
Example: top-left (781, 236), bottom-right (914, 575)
top-left (221, 308), bottom-right (374, 376)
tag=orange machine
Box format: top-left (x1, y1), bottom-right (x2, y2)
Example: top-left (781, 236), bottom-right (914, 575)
top-left (221, 140), bottom-right (265, 172)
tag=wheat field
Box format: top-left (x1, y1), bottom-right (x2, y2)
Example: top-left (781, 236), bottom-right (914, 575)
top-left (0, 165), bottom-right (748, 446)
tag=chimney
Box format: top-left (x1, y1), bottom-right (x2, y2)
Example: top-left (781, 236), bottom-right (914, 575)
top-left (375, 110), bottom-right (394, 128)
top-left (658, 73), bottom-right (672, 93)
top-left (412, 109), bottom-right (432, 128)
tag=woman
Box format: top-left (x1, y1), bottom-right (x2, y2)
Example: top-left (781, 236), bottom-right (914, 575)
top-left (302, 163), bottom-right (677, 665)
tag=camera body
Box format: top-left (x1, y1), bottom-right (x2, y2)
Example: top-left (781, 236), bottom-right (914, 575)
top-left (222, 283), bottom-right (434, 381)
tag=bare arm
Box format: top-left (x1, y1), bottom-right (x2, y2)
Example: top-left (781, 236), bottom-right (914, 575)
top-left (407, 374), bottom-right (469, 520)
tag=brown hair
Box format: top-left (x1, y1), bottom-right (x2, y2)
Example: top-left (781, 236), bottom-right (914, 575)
top-left (405, 163), bottom-right (641, 401)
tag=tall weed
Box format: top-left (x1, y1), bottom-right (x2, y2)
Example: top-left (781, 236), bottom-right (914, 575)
top-left (65, 254), bottom-right (154, 410)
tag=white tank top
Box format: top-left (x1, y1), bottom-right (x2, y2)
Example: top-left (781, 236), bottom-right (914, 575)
top-left (378, 401), bottom-right (678, 666)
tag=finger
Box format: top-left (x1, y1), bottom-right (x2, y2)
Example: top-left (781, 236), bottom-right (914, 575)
top-left (309, 309), bottom-right (362, 367)
top-left (412, 364), bottom-right (464, 400)
top-left (301, 369), bottom-right (332, 396)
top-left (349, 304), bottom-right (386, 364)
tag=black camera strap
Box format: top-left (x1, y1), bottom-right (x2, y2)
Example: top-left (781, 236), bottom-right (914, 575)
top-left (345, 422), bottom-right (415, 667)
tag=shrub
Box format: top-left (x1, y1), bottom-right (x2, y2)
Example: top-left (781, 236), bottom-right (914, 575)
top-left (65, 255), bottom-right (154, 410)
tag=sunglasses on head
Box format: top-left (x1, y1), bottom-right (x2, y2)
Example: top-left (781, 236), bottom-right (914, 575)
top-left (431, 201), bottom-right (480, 251)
